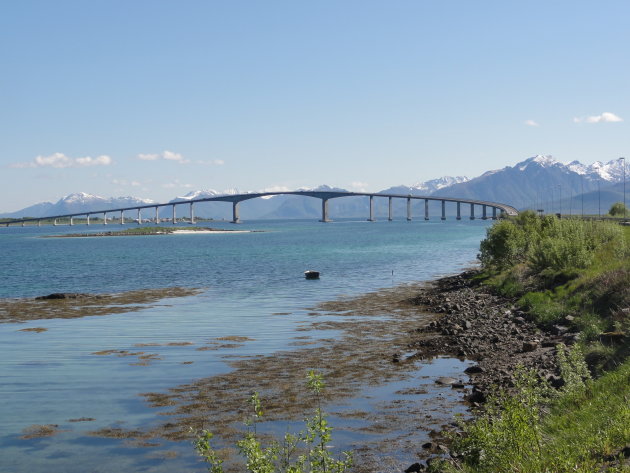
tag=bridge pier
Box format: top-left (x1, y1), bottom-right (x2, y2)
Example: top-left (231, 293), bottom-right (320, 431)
top-left (368, 196), bottom-right (375, 222)
top-left (470, 204), bottom-right (475, 220)
top-left (103, 212), bottom-right (107, 225)
top-left (424, 199), bottom-right (429, 220)
top-left (320, 198), bottom-right (330, 222)
top-left (406, 197), bottom-right (412, 221)
top-left (441, 200), bottom-right (446, 220)
top-left (457, 202), bottom-right (461, 220)
top-left (492, 207), bottom-right (497, 220)
top-left (137, 208), bottom-right (142, 225)
top-left (120, 210), bottom-right (124, 225)
top-left (388, 197), bottom-right (393, 221)
top-left (37, 220), bottom-right (41, 227)
top-left (232, 201), bottom-right (241, 224)
top-left (482, 205), bottom-right (488, 220)
top-left (155, 207), bottom-right (159, 224)
top-left (190, 202), bottom-right (195, 224)
top-left (70, 216), bottom-right (74, 226)
top-left (86, 214), bottom-right (90, 225)
top-left (172, 205), bottom-right (176, 224)
top-left (54, 219), bottom-right (57, 226)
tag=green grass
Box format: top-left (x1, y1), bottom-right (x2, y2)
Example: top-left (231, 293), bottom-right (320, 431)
top-left (479, 213), bottom-right (629, 372)
top-left (440, 358), bottom-right (630, 473)
top-left (443, 215), bottom-right (630, 472)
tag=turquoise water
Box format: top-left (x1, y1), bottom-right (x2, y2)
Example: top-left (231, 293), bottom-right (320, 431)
top-left (0, 219), bottom-right (490, 472)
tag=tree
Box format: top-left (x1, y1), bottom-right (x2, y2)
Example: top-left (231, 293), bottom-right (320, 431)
top-left (608, 202), bottom-right (628, 217)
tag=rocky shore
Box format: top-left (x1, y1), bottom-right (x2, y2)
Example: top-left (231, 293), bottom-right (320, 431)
top-left (406, 270), bottom-right (577, 403)
top-left (399, 270), bottom-right (580, 471)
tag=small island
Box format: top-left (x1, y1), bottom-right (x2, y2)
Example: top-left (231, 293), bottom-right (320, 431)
top-left (47, 226), bottom-right (256, 238)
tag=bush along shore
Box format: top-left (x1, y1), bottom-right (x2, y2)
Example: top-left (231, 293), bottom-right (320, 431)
top-left (191, 213), bottom-right (628, 473)
top-left (403, 212), bottom-right (629, 473)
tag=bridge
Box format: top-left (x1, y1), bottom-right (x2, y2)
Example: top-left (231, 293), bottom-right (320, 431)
top-left (1, 191), bottom-right (518, 227)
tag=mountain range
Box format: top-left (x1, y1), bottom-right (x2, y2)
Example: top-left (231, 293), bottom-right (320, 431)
top-left (2, 156), bottom-right (627, 220)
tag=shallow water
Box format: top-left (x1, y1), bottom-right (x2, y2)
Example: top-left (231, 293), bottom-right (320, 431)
top-left (0, 218), bottom-right (489, 472)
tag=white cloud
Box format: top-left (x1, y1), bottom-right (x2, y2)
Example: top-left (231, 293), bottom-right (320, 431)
top-left (162, 179), bottom-right (192, 189)
top-left (138, 150), bottom-right (189, 164)
top-left (573, 112), bottom-right (623, 124)
top-left (11, 152), bottom-right (113, 169)
top-left (524, 119), bottom-right (539, 127)
top-left (75, 155), bottom-right (112, 166)
top-left (163, 150), bottom-right (186, 162)
top-left (195, 159), bottom-right (225, 165)
top-left (131, 181), bottom-right (141, 187)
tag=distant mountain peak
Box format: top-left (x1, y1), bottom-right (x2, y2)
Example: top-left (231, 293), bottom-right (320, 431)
top-left (61, 191), bottom-right (101, 202)
top-left (411, 176), bottom-right (469, 192)
top-left (297, 184), bottom-right (349, 192)
top-left (176, 188), bottom-right (242, 201)
top-left (515, 155), bottom-right (559, 171)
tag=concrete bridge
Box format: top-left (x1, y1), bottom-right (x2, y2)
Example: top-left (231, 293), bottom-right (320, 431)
top-left (2, 191), bottom-right (518, 227)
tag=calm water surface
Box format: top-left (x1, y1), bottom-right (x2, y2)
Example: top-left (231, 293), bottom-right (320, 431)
top-left (0, 219), bottom-right (490, 472)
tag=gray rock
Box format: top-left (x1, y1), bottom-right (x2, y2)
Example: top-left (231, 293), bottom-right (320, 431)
top-left (435, 377), bottom-right (458, 385)
top-left (522, 341), bottom-right (539, 352)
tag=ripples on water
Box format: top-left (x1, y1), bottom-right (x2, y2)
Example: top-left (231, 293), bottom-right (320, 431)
top-left (0, 219), bottom-right (490, 472)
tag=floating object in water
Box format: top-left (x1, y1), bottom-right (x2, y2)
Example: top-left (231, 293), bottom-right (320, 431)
top-left (304, 270), bottom-right (320, 280)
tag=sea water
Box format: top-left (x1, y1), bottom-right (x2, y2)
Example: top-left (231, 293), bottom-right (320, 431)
top-left (0, 218), bottom-right (490, 472)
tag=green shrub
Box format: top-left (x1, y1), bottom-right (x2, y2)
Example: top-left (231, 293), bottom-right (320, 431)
top-left (194, 371), bottom-right (352, 473)
top-left (446, 368), bottom-right (548, 472)
top-left (479, 214), bottom-right (624, 274)
top-left (442, 353), bottom-right (630, 473)
top-left (608, 202), bottom-right (628, 217)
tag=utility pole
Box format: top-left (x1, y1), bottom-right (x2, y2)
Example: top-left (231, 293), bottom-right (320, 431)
top-left (621, 157), bottom-right (627, 221)
top-left (598, 179), bottom-right (601, 218)
top-left (580, 174), bottom-right (584, 218)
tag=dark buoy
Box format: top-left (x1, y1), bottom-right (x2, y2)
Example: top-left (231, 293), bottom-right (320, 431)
top-left (304, 270), bottom-right (320, 279)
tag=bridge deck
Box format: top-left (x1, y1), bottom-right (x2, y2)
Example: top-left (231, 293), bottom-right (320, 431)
top-left (2, 191), bottom-right (518, 226)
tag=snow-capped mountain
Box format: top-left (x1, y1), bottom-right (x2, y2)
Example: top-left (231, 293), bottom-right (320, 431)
top-left (172, 189), bottom-right (242, 201)
top-left (412, 176), bottom-right (470, 193)
top-left (518, 155), bottom-right (625, 182)
top-left (2, 156), bottom-right (627, 219)
top-left (0, 192), bottom-right (155, 218)
top-left (380, 176), bottom-right (469, 196)
top-left (432, 155), bottom-right (626, 212)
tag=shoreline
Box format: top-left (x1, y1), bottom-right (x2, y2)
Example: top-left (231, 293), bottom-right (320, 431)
top-left (41, 226), bottom-right (259, 238)
top-left (95, 268), bottom-right (572, 470)
top-left (6, 270), bottom-right (573, 471)
top-left (406, 270), bottom-right (574, 406)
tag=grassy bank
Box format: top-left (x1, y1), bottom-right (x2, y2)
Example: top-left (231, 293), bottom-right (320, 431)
top-left (436, 212), bottom-right (629, 472)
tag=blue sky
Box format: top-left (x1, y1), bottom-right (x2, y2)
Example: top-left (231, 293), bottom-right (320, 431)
top-left (1, 0), bottom-right (628, 211)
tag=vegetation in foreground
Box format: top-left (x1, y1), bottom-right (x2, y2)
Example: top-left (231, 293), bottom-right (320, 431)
top-left (438, 212), bottom-right (630, 472)
top-left (478, 211), bottom-right (629, 372)
top-left (194, 371), bottom-right (352, 473)
top-left (433, 349), bottom-right (630, 473)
